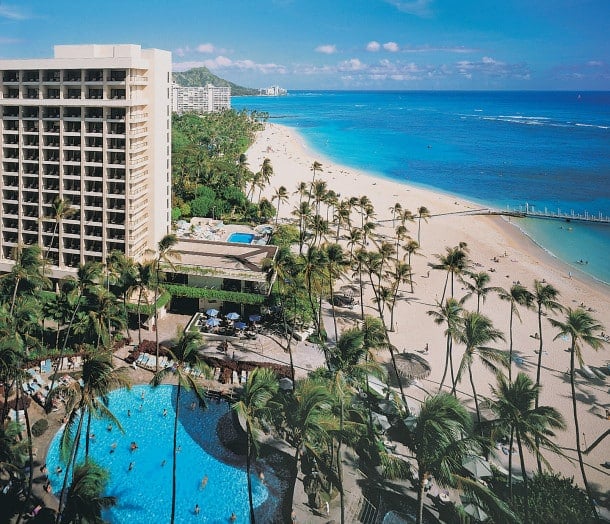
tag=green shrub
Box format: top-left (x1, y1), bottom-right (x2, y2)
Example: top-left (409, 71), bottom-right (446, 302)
top-left (32, 418), bottom-right (49, 438)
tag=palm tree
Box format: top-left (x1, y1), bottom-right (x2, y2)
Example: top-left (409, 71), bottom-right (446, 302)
top-left (46, 262), bottom-right (103, 406)
top-left (61, 461), bottom-right (116, 524)
top-left (549, 308), bottom-right (605, 517)
top-left (323, 243), bottom-right (349, 342)
top-left (107, 251), bottom-right (137, 341)
top-left (2, 246), bottom-right (49, 316)
top-left (427, 298), bottom-right (463, 393)
top-left (408, 393), bottom-right (516, 524)
top-left (43, 197), bottom-right (76, 271)
top-left (292, 201), bottom-right (312, 254)
top-left (416, 206), bottom-right (430, 245)
top-left (461, 271), bottom-right (501, 313)
top-left (310, 160), bottom-right (323, 186)
top-left (489, 372), bottom-right (565, 515)
top-left (386, 259), bottom-right (411, 332)
top-left (150, 329), bottom-right (209, 524)
top-left (498, 284), bottom-right (534, 382)
top-left (233, 368), bottom-right (278, 523)
top-left (455, 311), bottom-right (506, 424)
top-left (532, 280), bottom-right (562, 400)
top-left (277, 378), bottom-right (336, 512)
top-left (403, 239), bottom-right (420, 293)
top-left (389, 202), bottom-right (402, 228)
top-left (430, 243), bottom-right (469, 303)
top-left (134, 261), bottom-right (155, 346)
top-left (272, 185), bottom-right (289, 224)
top-left (55, 353), bottom-right (130, 522)
top-left (150, 234), bottom-right (180, 372)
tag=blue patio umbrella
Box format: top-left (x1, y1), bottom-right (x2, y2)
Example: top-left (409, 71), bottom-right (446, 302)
top-left (206, 308), bottom-right (219, 317)
top-left (226, 312), bottom-right (240, 321)
top-left (206, 317), bottom-right (221, 327)
top-left (234, 321), bottom-right (247, 330)
top-left (248, 314), bottom-right (261, 322)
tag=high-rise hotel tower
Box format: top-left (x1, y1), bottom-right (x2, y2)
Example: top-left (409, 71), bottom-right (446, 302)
top-left (0, 44), bottom-right (172, 278)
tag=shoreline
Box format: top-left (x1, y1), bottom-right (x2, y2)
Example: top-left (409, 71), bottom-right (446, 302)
top-left (247, 121), bottom-right (610, 504)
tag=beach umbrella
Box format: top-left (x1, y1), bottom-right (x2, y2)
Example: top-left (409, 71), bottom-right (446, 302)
top-left (234, 321), bottom-right (247, 330)
top-left (394, 352), bottom-right (431, 381)
top-left (206, 318), bottom-right (221, 328)
top-left (279, 377), bottom-right (294, 391)
top-left (463, 455), bottom-right (493, 479)
top-left (248, 314), bottom-right (262, 323)
top-left (226, 312), bottom-right (240, 320)
top-left (206, 308), bottom-right (219, 317)
top-left (462, 503), bottom-right (488, 522)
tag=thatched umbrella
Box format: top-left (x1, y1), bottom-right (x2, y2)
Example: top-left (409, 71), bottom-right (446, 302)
top-left (394, 352), bottom-right (431, 381)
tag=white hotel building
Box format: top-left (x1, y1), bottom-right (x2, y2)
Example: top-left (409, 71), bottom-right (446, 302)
top-left (0, 44), bottom-right (172, 278)
top-left (171, 83), bottom-right (231, 114)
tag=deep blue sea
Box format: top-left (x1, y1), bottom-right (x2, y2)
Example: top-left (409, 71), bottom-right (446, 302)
top-left (233, 91), bottom-right (610, 284)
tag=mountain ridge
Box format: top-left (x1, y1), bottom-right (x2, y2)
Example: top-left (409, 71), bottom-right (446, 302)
top-left (172, 67), bottom-right (259, 96)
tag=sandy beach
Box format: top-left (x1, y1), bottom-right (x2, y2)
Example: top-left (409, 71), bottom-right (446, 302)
top-left (247, 122), bottom-right (610, 505)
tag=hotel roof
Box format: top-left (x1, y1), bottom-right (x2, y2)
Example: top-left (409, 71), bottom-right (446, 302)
top-left (169, 239), bottom-right (278, 283)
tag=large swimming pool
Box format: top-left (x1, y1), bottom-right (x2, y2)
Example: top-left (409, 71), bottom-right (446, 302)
top-left (227, 232), bottom-right (255, 244)
top-left (46, 385), bottom-right (270, 523)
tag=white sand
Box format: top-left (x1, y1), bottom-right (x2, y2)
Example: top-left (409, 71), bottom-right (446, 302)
top-left (247, 122), bottom-right (610, 501)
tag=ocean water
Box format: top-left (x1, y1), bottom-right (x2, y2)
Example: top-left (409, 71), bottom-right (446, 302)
top-left (233, 91), bottom-right (610, 284)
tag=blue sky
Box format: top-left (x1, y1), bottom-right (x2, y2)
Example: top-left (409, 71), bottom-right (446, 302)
top-left (1, 0), bottom-right (609, 90)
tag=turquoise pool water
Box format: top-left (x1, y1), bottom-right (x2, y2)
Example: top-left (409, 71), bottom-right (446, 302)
top-left (46, 385), bottom-right (269, 523)
top-left (227, 232), bottom-right (255, 244)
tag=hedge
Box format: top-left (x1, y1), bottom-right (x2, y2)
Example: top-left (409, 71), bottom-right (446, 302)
top-left (163, 284), bottom-right (267, 305)
top-left (32, 418), bottom-right (49, 438)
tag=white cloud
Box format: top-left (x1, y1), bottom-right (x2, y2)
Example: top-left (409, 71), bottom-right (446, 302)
top-left (173, 56), bottom-right (287, 75)
top-left (338, 58), bottom-right (366, 72)
top-left (383, 42), bottom-right (400, 52)
top-left (196, 43), bottom-right (215, 54)
top-left (315, 44), bottom-right (337, 55)
top-left (383, 0), bottom-right (434, 18)
top-left (0, 4), bottom-right (29, 20)
top-left (366, 41), bottom-right (381, 52)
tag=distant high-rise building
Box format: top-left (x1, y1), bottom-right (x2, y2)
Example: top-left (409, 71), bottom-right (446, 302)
top-left (0, 44), bottom-right (172, 278)
top-left (171, 83), bottom-right (231, 114)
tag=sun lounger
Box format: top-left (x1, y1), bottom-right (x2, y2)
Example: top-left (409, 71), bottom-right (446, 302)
top-left (135, 353), bottom-right (147, 365)
top-left (158, 356), bottom-right (168, 368)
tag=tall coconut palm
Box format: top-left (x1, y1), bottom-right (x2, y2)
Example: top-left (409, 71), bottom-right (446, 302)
top-left (403, 239), bottom-right (420, 294)
top-left (61, 461), bottom-right (116, 524)
top-left (323, 243), bottom-right (349, 342)
top-left (150, 329), bottom-right (209, 524)
top-left (55, 353), bottom-right (130, 523)
top-left (134, 260), bottom-right (155, 346)
top-left (455, 311), bottom-right (506, 424)
top-left (149, 234), bottom-right (180, 372)
top-left (43, 197), bottom-right (76, 271)
top-left (489, 372), bottom-right (565, 516)
top-left (46, 262), bottom-right (103, 407)
top-left (310, 160), bottom-right (323, 186)
top-left (292, 201), bottom-right (312, 254)
top-left (416, 206), bottom-right (430, 246)
top-left (498, 284), bottom-right (534, 382)
top-left (430, 243), bottom-right (469, 303)
top-left (461, 271), bottom-right (501, 313)
top-left (427, 298), bottom-right (463, 393)
top-left (389, 202), bottom-right (403, 228)
top-left (549, 308), bottom-right (604, 517)
top-left (272, 185), bottom-right (289, 224)
top-left (233, 368), bottom-right (278, 523)
top-left (532, 280), bottom-right (562, 399)
top-left (408, 393), bottom-right (516, 524)
top-left (107, 251), bottom-right (137, 341)
top-left (2, 246), bottom-right (49, 316)
top-left (333, 200), bottom-right (352, 241)
top-left (277, 378), bottom-right (336, 512)
top-left (386, 259), bottom-right (411, 332)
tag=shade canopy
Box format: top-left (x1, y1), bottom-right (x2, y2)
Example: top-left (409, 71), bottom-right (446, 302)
top-left (394, 352), bottom-right (431, 381)
top-left (206, 308), bottom-right (219, 317)
top-left (206, 317), bottom-right (221, 327)
top-left (226, 312), bottom-right (240, 320)
top-left (248, 314), bottom-right (262, 322)
top-left (463, 455), bottom-right (493, 479)
top-left (234, 321), bottom-right (247, 330)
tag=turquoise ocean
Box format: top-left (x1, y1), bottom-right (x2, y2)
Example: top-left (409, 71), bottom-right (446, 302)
top-left (233, 91), bottom-right (610, 285)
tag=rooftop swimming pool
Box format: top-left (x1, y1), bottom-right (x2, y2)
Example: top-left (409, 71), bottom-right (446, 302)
top-left (46, 385), bottom-right (272, 523)
top-left (227, 232), bottom-right (255, 244)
